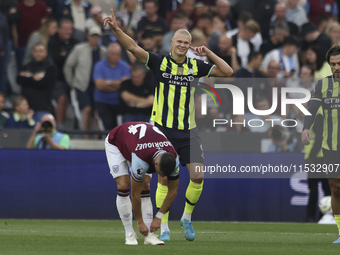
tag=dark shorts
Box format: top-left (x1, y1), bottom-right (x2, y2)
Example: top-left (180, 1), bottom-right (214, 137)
top-left (155, 123), bottom-right (204, 166)
top-left (53, 81), bottom-right (70, 100)
top-left (322, 149), bottom-right (340, 179)
top-left (76, 88), bottom-right (94, 110)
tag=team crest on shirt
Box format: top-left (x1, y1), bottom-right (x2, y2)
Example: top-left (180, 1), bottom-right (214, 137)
top-left (188, 68), bottom-right (194, 75)
top-left (177, 67), bottom-right (184, 75)
top-left (112, 165), bottom-right (119, 173)
top-left (136, 168), bottom-right (143, 176)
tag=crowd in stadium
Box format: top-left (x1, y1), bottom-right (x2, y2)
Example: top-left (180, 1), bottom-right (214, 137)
top-left (0, 0), bottom-right (338, 149)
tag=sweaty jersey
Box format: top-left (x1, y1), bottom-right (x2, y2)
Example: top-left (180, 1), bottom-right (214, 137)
top-left (108, 122), bottom-right (180, 182)
top-left (145, 52), bottom-right (215, 130)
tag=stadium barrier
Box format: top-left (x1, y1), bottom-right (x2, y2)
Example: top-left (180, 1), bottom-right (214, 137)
top-left (0, 149), bottom-right (311, 222)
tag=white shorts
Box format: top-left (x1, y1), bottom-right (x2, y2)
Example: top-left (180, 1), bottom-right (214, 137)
top-left (105, 135), bottom-right (152, 179)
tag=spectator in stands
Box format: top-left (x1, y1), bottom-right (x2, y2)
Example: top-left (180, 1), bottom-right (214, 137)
top-left (48, 18), bottom-right (79, 130)
top-left (186, 29), bottom-right (208, 60)
top-left (306, 0), bottom-right (337, 26)
top-left (86, 6), bottom-right (105, 30)
top-left (236, 52), bottom-right (272, 112)
top-left (215, 0), bottom-right (236, 31)
top-left (325, 22), bottom-right (340, 46)
top-left (317, 14), bottom-right (332, 34)
top-left (64, 26), bottom-right (107, 138)
top-left (285, 0), bottom-right (308, 28)
top-left (216, 34), bottom-right (241, 73)
top-left (213, 15), bottom-right (228, 36)
top-left (86, 0), bottom-right (116, 17)
top-left (235, 51), bottom-right (264, 78)
top-left (231, 19), bottom-right (260, 67)
top-left (5, 95), bottom-right (35, 128)
top-left (140, 31), bottom-right (159, 54)
top-left (167, 0), bottom-right (197, 30)
top-left (264, 60), bottom-right (287, 117)
top-left (269, 2), bottom-right (299, 38)
top-left (93, 43), bottom-right (131, 130)
top-left (305, 46), bottom-right (332, 80)
top-left (16, 0), bottom-right (49, 71)
top-left (26, 113), bottom-right (70, 149)
top-left (262, 36), bottom-right (300, 79)
top-left (0, 0), bottom-right (19, 96)
top-left (120, 63), bottom-right (154, 123)
top-left (17, 43), bottom-right (56, 122)
top-left (116, 0), bottom-right (145, 32)
top-left (195, 91), bottom-right (220, 132)
top-left (23, 18), bottom-right (58, 65)
top-left (267, 125), bottom-right (298, 153)
top-left (0, 12), bottom-right (8, 95)
top-left (260, 23), bottom-right (289, 57)
top-left (300, 22), bottom-right (332, 62)
top-left (232, 0), bottom-right (276, 40)
top-left (160, 11), bottom-right (189, 54)
top-left (0, 92), bottom-right (9, 128)
top-left (245, 97), bottom-right (283, 133)
top-left (196, 13), bottom-right (221, 55)
top-left (228, 115), bottom-right (250, 132)
top-left (136, 0), bottom-right (169, 49)
top-left (58, 0), bottom-right (92, 32)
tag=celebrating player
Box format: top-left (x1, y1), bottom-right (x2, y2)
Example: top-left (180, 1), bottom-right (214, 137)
top-left (301, 45), bottom-right (340, 243)
top-left (105, 122), bottom-right (179, 245)
top-left (104, 9), bottom-right (233, 241)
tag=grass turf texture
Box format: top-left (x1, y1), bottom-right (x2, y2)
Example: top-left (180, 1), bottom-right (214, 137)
top-left (0, 220), bottom-right (339, 255)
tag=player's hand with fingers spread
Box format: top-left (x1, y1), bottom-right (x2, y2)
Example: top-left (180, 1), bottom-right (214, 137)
top-left (301, 129), bottom-right (312, 145)
top-left (190, 45), bottom-right (211, 57)
top-left (103, 9), bottom-right (118, 30)
top-left (137, 221), bottom-right (149, 236)
top-left (150, 217), bottom-right (161, 233)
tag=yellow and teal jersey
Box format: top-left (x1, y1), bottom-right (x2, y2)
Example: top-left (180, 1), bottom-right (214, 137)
top-left (145, 52), bottom-right (215, 130)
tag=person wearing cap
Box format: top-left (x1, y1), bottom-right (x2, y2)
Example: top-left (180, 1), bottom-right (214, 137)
top-left (64, 26), bottom-right (107, 138)
top-left (300, 21), bottom-right (332, 60)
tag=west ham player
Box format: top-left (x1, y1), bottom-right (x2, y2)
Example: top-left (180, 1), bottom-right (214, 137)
top-left (105, 122), bottom-right (179, 245)
top-left (103, 9), bottom-right (233, 242)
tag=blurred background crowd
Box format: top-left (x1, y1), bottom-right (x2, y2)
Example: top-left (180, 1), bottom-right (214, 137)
top-left (0, 0), bottom-right (337, 151)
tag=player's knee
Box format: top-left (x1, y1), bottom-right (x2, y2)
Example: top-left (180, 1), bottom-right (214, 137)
top-left (190, 177), bottom-right (203, 184)
top-left (115, 175), bottom-right (130, 190)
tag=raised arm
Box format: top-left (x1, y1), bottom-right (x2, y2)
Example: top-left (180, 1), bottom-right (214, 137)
top-left (103, 9), bottom-right (148, 64)
top-left (190, 45), bottom-right (233, 77)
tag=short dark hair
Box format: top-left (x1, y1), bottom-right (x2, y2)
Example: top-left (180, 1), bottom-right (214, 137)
top-left (173, 10), bottom-right (188, 20)
top-left (198, 13), bottom-right (213, 23)
top-left (282, 36), bottom-right (299, 47)
top-left (144, 0), bottom-right (159, 7)
top-left (248, 51), bottom-right (262, 63)
top-left (159, 152), bottom-right (176, 177)
top-left (301, 63), bottom-right (315, 76)
top-left (326, 45), bottom-right (340, 64)
top-left (307, 46), bottom-right (324, 71)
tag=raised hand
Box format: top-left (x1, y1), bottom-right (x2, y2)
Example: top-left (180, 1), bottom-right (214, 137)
top-left (189, 45), bottom-right (211, 57)
top-left (103, 9), bottom-right (118, 30)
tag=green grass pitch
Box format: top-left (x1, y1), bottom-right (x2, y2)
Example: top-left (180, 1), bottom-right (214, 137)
top-left (0, 219), bottom-right (339, 255)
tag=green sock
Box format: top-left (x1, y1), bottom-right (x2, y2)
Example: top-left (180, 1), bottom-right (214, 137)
top-left (335, 214), bottom-right (340, 235)
top-left (184, 180), bottom-right (204, 215)
top-left (155, 182), bottom-right (169, 223)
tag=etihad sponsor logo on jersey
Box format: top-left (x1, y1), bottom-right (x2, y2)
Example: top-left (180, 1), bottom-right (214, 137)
top-left (162, 72), bottom-right (195, 86)
top-left (323, 97), bottom-right (340, 108)
top-left (135, 141), bottom-right (172, 151)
